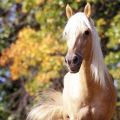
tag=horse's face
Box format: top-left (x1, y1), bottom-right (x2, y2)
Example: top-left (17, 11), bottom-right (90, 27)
top-left (64, 4), bottom-right (92, 73)
top-left (64, 26), bottom-right (91, 73)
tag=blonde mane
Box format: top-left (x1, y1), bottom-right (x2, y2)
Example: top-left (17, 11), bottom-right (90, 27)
top-left (63, 12), bottom-right (109, 87)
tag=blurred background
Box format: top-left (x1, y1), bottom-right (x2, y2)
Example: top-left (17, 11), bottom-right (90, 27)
top-left (0, 0), bottom-right (120, 120)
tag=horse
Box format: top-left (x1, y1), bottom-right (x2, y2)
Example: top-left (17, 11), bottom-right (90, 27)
top-left (26, 3), bottom-right (116, 120)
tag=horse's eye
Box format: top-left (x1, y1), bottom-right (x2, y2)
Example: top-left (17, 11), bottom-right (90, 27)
top-left (84, 30), bottom-right (89, 36)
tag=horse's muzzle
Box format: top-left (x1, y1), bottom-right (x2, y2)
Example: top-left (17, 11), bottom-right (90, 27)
top-left (65, 53), bottom-right (83, 73)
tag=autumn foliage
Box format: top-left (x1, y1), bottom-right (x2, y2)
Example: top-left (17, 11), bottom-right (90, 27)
top-left (0, 0), bottom-right (120, 120)
top-left (0, 27), bottom-right (66, 94)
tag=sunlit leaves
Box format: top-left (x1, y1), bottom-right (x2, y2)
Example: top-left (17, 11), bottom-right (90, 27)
top-left (106, 13), bottom-right (120, 48)
top-left (96, 18), bottom-right (107, 38)
top-left (105, 52), bottom-right (120, 66)
top-left (105, 51), bottom-right (120, 81)
top-left (22, 0), bottom-right (45, 12)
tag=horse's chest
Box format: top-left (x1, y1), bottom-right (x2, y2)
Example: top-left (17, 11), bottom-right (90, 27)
top-left (63, 73), bottom-right (81, 100)
top-left (69, 78), bottom-right (81, 99)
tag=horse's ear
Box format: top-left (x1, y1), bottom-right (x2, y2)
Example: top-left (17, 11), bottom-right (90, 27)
top-left (84, 3), bottom-right (92, 18)
top-left (66, 4), bottom-right (73, 19)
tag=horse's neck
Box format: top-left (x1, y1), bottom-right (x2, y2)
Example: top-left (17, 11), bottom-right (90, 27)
top-left (76, 42), bottom-right (102, 96)
top-left (78, 59), bottom-right (94, 93)
top-left (78, 39), bottom-right (95, 92)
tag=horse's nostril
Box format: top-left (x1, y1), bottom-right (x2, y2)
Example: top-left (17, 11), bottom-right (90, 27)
top-left (72, 56), bottom-right (79, 65)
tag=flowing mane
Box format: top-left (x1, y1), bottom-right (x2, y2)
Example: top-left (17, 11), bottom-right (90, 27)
top-left (63, 12), bottom-right (109, 87)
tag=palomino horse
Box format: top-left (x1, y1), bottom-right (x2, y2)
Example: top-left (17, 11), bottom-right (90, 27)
top-left (27, 3), bottom-right (116, 120)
